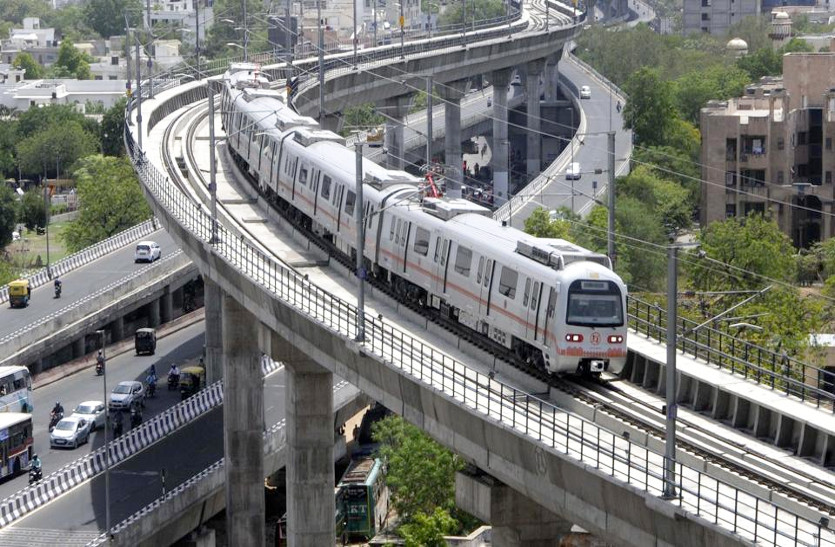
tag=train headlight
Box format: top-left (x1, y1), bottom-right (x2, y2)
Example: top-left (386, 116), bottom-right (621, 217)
top-left (565, 334), bottom-right (583, 343)
top-left (607, 335), bottom-right (624, 344)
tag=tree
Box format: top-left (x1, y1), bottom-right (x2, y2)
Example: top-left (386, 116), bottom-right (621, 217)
top-left (0, 185), bottom-right (18, 247)
top-left (0, 120), bottom-right (18, 179)
top-left (399, 508), bottom-right (458, 547)
top-left (12, 52), bottom-right (44, 79)
top-left (618, 165), bottom-right (692, 234)
top-left (686, 214), bottom-right (796, 292)
top-left (0, 0), bottom-right (51, 25)
top-left (203, 0), bottom-right (266, 58)
top-left (53, 40), bottom-right (92, 80)
top-left (83, 0), bottom-right (141, 38)
top-left (673, 64), bottom-right (749, 126)
top-left (523, 207), bottom-right (572, 239)
top-left (100, 97), bottom-right (127, 156)
top-left (18, 188), bottom-right (46, 230)
top-left (736, 47), bottom-right (782, 80)
top-left (438, 0), bottom-right (506, 27)
top-left (341, 103), bottom-right (385, 137)
top-left (622, 67), bottom-right (678, 147)
top-left (632, 145), bottom-right (700, 200)
top-left (16, 104), bottom-right (98, 140)
top-left (372, 416), bottom-right (463, 521)
top-left (16, 122), bottom-right (98, 179)
top-left (62, 155), bottom-right (151, 252)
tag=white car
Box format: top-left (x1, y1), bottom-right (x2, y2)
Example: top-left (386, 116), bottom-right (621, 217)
top-left (134, 241), bottom-right (161, 263)
top-left (71, 400), bottom-right (106, 431)
top-left (579, 85), bottom-right (591, 99)
top-left (109, 381), bottom-right (145, 411)
top-left (565, 162), bottom-right (582, 180)
top-left (50, 416), bottom-right (92, 449)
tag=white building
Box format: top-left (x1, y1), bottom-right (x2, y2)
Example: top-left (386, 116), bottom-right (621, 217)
top-left (0, 78), bottom-right (128, 112)
top-left (149, 0), bottom-right (214, 48)
top-left (1, 18), bottom-right (60, 67)
top-left (682, 0), bottom-right (760, 35)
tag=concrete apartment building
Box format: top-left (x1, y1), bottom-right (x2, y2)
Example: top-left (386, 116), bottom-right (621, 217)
top-left (682, 0), bottom-right (760, 35)
top-left (700, 45), bottom-right (835, 248)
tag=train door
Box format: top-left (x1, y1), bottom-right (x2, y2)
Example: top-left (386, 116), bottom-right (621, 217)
top-left (541, 286), bottom-right (557, 347)
top-left (335, 184), bottom-right (345, 233)
top-left (477, 257), bottom-right (495, 317)
top-left (312, 170), bottom-right (320, 216)
top-left (522, 280), bottom-right (542, 341)
top-left (432, 235), bottom-right (450, 296)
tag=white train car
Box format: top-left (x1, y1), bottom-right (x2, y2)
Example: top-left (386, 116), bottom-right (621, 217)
top-left (221, 65), bottom-right (628, 376)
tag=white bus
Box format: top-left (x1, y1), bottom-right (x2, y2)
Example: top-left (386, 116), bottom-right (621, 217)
top-left (0, 367), bottom-right (33, 414)
top-left (0, 413), bottom-right (34, 477)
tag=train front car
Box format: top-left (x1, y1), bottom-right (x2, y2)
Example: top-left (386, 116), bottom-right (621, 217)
top-left (552, 259), bottom-right (628, 376)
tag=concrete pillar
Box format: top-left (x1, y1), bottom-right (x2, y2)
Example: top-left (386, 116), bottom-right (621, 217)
top-left (456, 471), bottom-right (572, 547)
top-left (270, 332), bottom-right (335, 546)
top-left (160, 286), bottom-right (173, 324)
top-left (380, 95), bottom-right (412, 171)
top-left (526, 59), bottom-right (546, 179)
top-left (320, 113), bottom-right (344, 134)
top-left (492, 69), bottom-right (512, 203)
top-left (437, 79), bottom-right (469, 198)
top-left (147, 298), bottom-right (161, 328)
top-left (222, 293), bottom-right (264, 546)
top-left (204, 278), bottom-right (223, 384)
top-left (544, 55), bottom-right (559, 103)
top-left (111, 316), bottom-right (124, 342)
top-left (72, 337), bottom-right (86, 359)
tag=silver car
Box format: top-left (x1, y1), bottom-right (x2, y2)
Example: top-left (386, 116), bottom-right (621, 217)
top-left (109, 381), bottom-right (145, 411)
top-left (71, 401), bottom-right (106, 431)
top-left (50, 416), bottom-right (92, 449)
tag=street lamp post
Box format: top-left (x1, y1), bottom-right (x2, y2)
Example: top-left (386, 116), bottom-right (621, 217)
top-left (663, 243), bottom-right (678, 499)
top-left (354, 143), bottom-right (366, 342)
top-left (96, 329), bottom-right (111, 539)
top-left (208, 82), bottom-right (219, 244)
top-left (400, 1), bottom-right (405, 59)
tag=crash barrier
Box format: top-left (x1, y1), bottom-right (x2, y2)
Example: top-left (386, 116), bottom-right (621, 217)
top-left (0, 219), bottom-right (158, 305)
top-left (0, 250), bottom-right (186, 348)
top-left (0, 379), bottom-right (223, 529)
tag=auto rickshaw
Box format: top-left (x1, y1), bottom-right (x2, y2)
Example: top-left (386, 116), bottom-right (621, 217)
top-left (8, 279), bottom-right (31, 308)
top-left (179, 366), bottom-right (205, 400)
top-left (135, 328), bottom-right (157, 355)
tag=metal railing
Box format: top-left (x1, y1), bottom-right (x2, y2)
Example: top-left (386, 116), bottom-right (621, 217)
top-left (628, 296), bottom-right (835, 410)
top-left (125, 83), bottom-right (834, 545)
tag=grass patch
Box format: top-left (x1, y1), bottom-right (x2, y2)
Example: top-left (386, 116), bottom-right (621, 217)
top-left (4, 221), bottom-right (72, 274)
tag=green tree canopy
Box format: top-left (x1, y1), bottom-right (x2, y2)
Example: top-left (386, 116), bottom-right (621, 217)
top-left (686, 214), bottom-right (796, 292)
top-left (16, 121), bottom-right (98, 179)
top-left (438, 0), bottom-right (506, 27)
top-left (622, 67), bottom-right (677, 147)
top-left (0, 121), bottom-right (18, 179)
top-left (52, 40), bottom-right (92, 80)
top-left (16, 104), bottom-right (98, 140)
top-left (61, 155), bottom-right (151, 252)
top-left (18, 188), bottom-right (46, 230)
top-left (0, 0), bottom-right (50, 25)
top-left (631, 145), bottom-right (700, 200)
top-left (673, 64), bottom-right (749, 125)
top-left (83, 0), bottom-right (142, 38)
top-left (523, 207), bottom-right (572, 239)
top-left (618, 165), bottom-right (692, 234)
top-left (12, 52), bottom-right (44, 79)
top-left (100, 97), bottom-right (127, 156)
top-left (399, 507), bottom-right (458, 547)
top-left (202, 0), bottom-right (266, 58)
top-left (0, 185), bottom-right (18, 247)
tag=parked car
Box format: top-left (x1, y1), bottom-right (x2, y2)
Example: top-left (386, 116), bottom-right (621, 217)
top-left (71, 401), bottom-right (106, 431)
top-left (109, 381), bottom-right (145, 411)
top-left (565, 162), bottom-right (582, 180)
top-left (134, 241), bottom-right (161, 263)
top-left (50, 416), bottom-right (92, 449)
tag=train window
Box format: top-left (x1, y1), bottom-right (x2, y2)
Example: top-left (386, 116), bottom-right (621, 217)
top-left (523, 279), bottom-right (531, 306)
top-left (400, 222), bottom-right (408, 247)
top-left (395, 219), bottom-right (402, 243)
top-left (299, 168), bottom-right (308, 186)
top-left (483, 259), bottom-right (492, 287)
top-left (440, 240), bottom-right (449, 266)
top-left (433, 237), bottom-right (442, 262)
top-left (414, 227), bottom-right (430, 256)
top-left (321, 176), bottom-right (331, 199)
top-left (498, 267), bottom-right (518, 299)
top-left (345, 191), bottom-right (356, 216)
top-left (547, 288), bottom-right (557, 318)
top-left (531, 282), bottom-right (540, 310)
top-left (454, 246), bottom-right (472, 276)
top-left (476, 257), bottom-right (484, 284)
top-left (389, 217), bottom-right (396, 241)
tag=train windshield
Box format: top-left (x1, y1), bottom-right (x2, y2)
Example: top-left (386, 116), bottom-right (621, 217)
top-left (566, 280), bottom-right (624, 327)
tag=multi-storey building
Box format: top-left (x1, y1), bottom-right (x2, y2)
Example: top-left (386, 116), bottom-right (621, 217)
top-left (682, 0), bottom-right (759, 35)
top-left (700, 44), bottom-right (835, 248)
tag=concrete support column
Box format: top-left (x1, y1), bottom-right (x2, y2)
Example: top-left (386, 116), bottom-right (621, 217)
top-left (147, 298), bottom-right (161, 328)
top-left (72, 337), bottom-right (86, 359)
top-left (111, 316), bottom-right (124, 342)
top-left (380, 95), bottom-right (412, 171)
top-left (526, 59), bottom-right (546, 179)
top-left (160, 286), bottom-right (173, 324)
top-left (456, 471), bottom-right (573, 547)
top-left (491, 69), bottom-right (512, 203)
top-left (204, 278), bottom-right (223, 384)
top-left (271, 333), bottom-right (334, 546)
top-left (437, 79), bottom-right (469, 198)
top-left (544, 55), bottom-right (560, 103)
top-left (222, 293), bottom-right (264, 546)
top-left (320, 113), bottom-right (344, 134)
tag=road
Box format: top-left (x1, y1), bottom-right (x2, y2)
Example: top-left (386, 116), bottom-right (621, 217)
top-left (0, 321), bottom-right (205, 501)
top-left (0, 229), bottom-right (178, 340)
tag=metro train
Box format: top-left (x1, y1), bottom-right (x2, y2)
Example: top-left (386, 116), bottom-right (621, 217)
top-left (220, 63), bottom-right (627, 376)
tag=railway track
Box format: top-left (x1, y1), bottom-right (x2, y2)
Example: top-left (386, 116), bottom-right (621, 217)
top-left (160, 32), bottom-right (835, 523)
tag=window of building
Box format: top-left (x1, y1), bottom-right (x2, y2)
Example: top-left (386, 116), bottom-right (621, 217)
top-left (777, 137), bottom-right (784, 150)
top-left (827, 171), bottom-right (832, 185)
top-left (725, 204), bottom-right (736, 218)
top-left (701, 0), bottom-right (711, 5)
top-left (744, 202), bottom-right (765, 215)
top-left (95, 75), bottom-right (103, 80)
top-left (827, 138), bottom-right (832, 151)
top-left (798, 132), bottom-right (807, 145)
top-left (498, 267), bottom-right (518, 299)
top-left (454, 246), bottom-right (472, 276)
top-left (725, 138), bottom-right (737, 161)
top-left (701, 13), bottom-right (710, 20)
top-left (777, 171), bottom-right (784, 184)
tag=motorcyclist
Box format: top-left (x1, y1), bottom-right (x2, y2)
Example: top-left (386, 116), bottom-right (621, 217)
top-left (52, 401), bottom-right (64, 417)
top-left (113, 411), bottom-right (124, 437)
top-left (168, 364), bottom-right (180, 389)
top-left (146, 368), bottom-right (158, 396)
top-left (31, 454), bottom-right (42, 470)
top-left (130, 404), bottom-right (142, 428)
top-left (53, 277), bottom-right (62, 296)
top-left (96, 350), bottom-right (105, 373)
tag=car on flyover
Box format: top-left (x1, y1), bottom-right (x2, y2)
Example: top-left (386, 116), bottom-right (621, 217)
top-left (579, 85), bottom-right (591, 99)
top-left (134, 241), bottom-right (161, 263)
top-left (50, 416), bottom-right (93, 449)
top-left (71, 400), bottom-right (106, 431)
top-left (109, 381), bottom-right (145, 411)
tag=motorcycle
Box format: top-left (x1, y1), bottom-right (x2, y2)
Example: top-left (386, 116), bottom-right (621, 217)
top-left (54, 283), bottom-right (61, 299)
top-left (130, 408), bottom-right (142, 428)
top-left (48, 411), bottom-right (63, 431)
top-left (113, 418), bottom-right (123, 438)
top-left (95, 360), bottom-right (104, 376)
top-left (29, 466), bottom-right (42, 485)
top-left (147, 381), bottom-right (157, 398)
top-left (167, 374), bottom-right (179, 390)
